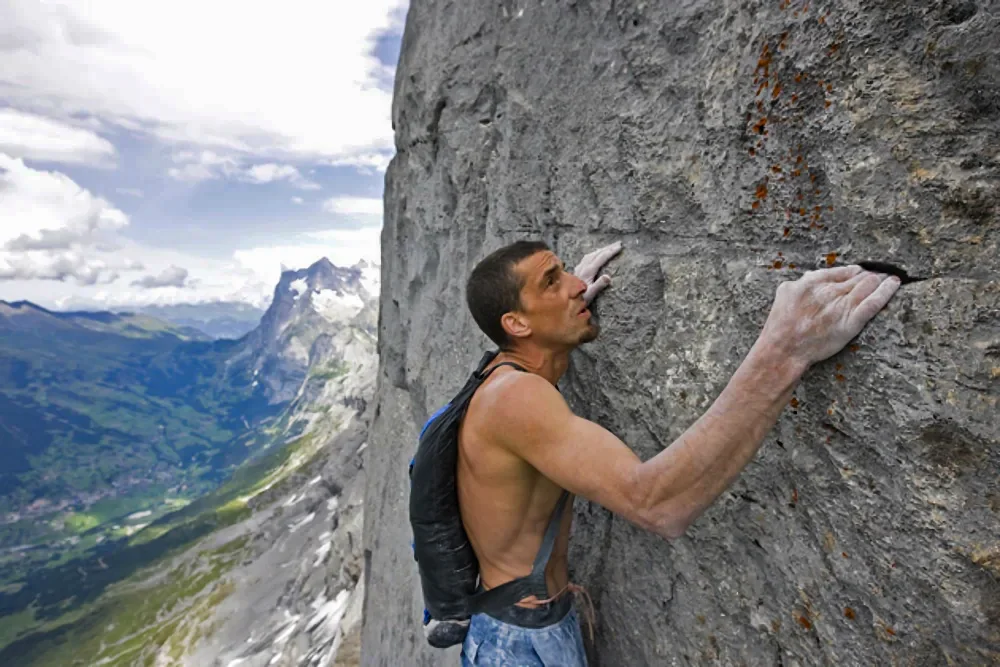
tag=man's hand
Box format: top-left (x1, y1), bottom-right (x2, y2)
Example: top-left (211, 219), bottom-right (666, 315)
top-left (573, 241), bottom-right (623, 305)
top-left (761, 265), bottom-right (901, 368)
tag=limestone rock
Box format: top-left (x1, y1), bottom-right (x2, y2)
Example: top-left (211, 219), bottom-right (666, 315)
top-left (363, 1), bottom-right (1000, 665)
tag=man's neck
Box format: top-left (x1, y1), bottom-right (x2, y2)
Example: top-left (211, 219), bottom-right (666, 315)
top-left (494, 345), bottom-right (571, 386)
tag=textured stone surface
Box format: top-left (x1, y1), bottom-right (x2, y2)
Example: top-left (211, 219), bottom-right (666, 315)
top-left (363, 1), bottom-right (1000, 665)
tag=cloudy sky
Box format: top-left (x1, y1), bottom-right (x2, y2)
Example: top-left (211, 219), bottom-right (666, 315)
top-left (0, 0), bottom-right (407, 310)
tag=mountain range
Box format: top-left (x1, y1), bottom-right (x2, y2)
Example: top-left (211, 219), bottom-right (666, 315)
top-left (0, 256), bottom-right (379, 665)
top-left (128, 301), bottom-right (266, 340)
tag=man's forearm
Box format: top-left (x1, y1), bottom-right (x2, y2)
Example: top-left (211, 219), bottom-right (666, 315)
top-left (635, 336), bottom-right (806, 537)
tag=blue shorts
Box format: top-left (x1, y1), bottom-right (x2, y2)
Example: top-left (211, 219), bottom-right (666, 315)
top-left (460, 607), bottom-right (588, 666)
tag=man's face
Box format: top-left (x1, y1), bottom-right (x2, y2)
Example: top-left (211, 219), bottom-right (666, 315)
top-left (510, 250), bottom-right (600, 348)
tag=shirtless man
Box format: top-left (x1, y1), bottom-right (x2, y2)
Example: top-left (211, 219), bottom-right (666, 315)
top-left (456, 240), bottom-right (901, 666)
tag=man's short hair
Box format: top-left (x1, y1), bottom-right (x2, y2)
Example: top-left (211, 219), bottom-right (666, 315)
top-left (466, 240), bottom-right (550, 350)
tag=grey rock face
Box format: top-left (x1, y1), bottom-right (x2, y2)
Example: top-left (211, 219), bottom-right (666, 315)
top-left (363, 1), bottom-right (999, 665)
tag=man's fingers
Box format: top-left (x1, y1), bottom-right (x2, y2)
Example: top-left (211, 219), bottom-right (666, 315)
top-left (848, 275), bottom-right (901, 330)
top-left (574, 241), bottom-right (623, 281)
top-left (840, 271), bottom-right (882, 298)
top-left (583, 275), bottom-right (612, 305)
top-left (595, 241), bottom-right (623, 267)
top-left (845, 272), bottom-right (885, 303)
top-left (803, 264), bottom-right (863, 284)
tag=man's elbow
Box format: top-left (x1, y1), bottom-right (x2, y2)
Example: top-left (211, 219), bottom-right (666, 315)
top-left (638, 509), bottom-right (690, 541)
top-left (626, 483), bottom-right (691, 540)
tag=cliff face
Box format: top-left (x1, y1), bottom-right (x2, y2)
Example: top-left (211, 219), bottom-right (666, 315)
top-left (363, 1), bottom-right (1000, 665)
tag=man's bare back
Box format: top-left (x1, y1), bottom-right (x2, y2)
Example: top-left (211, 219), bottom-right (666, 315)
top-left (457, 364), bottom-right (573, 607)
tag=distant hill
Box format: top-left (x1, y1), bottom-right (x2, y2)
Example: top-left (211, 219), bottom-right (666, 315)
top-left (0, 298), bottom-right (277, 524)
top-left (126, 302), bottom-right (266, 340)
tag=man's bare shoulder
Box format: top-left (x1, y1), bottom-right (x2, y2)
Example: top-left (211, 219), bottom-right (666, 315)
top-left (474, 369), bottom-right (572, 448)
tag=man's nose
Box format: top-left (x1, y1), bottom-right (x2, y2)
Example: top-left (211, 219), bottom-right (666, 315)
top-left (570, 273), bottom-right (587, 297)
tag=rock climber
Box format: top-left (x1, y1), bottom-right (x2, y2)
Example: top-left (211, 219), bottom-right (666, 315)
top-left (456, 239), bottom-right (901, 665)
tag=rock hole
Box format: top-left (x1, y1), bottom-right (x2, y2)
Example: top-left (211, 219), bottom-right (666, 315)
top-left (856, 261), bottom-right (926, 284)
top-left (920, 421), bottom-right (987, 472)
top-left (943, 0), bottom-right (977, 24)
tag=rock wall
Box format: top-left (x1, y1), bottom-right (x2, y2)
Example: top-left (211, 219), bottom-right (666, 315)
top-left (363, 1), bottom-right (1000, 665)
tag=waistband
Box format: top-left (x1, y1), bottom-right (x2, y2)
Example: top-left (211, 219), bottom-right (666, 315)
top-left (476, 583), bottom-right (573, 628)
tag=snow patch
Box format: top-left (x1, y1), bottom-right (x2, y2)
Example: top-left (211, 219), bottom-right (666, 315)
top-left (309, 475), bottom-right (323, 486)
top-left (289, 278), bottom-right (308, 299)
top-left (312, 289), bottom-right (364, 323)
top-left (305, 589), bottom-right (350, 633)
top-left (127, 510), bottom-right (152, 520)
top-left (313, 540), bottom-right (331, 567)
top-left (360, 266), bottom-right (380, 298)
top-left (288, 512), bottom-right (316, 533)
top-left (272, 611), bottom-right (300, 648)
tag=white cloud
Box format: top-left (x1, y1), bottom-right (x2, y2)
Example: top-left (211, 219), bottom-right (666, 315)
top-left (0, 251), bottom-right (121, 286)
top-left (327, 152), bottom-right (393, 175)
top-left (243, 163), bottom-right (320, 190)
top-left (0, 226), bottom-right (382, 311)
top-left (322, 197), bottom-right (383, 216)
top-left (130, 265), bottom-right (188, 288)
top-left (235, 226), bottom-right (382, 289)
top-left (0, 109), bottom-right (117, 166)
top-left (167, 150), bottom-right (238, 182)
top-left (0, 0), bottom-right (406, 166)
top-left (291, 196), bottom-right (304, 205)
top-left (0, 157), bottom-right (128, 248)
top-left (166, 152), bottom-right (321, 189)
top-left (0, 154), bottom-right (133, 285)
top-left (115, 187), bottom-right (143, 197)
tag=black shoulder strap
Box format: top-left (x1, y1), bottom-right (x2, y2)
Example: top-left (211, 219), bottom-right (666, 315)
top-left (480, 361), bottom-right (526, 378)
top-left (530, 490), bottom-right (570, 575)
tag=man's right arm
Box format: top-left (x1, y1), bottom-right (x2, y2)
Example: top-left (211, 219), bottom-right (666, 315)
top-left (489, 266), bottom-right (901, 539)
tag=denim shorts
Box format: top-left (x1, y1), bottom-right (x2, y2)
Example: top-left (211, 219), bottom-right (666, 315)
top-left (460, 607), bottom-right (588, 666)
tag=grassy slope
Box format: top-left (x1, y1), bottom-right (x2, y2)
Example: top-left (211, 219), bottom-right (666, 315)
top-left (0, 310), bottom-right (277, 526)
top-left (0, 430), bottom-right (321, 665)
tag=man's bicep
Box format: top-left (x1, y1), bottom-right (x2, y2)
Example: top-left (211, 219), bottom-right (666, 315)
top-left (499, 384), bottom-right (645, 521)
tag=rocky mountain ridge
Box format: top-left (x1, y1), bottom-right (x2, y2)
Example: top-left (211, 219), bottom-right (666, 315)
top-left (234, 258), bottom-right (379, 406)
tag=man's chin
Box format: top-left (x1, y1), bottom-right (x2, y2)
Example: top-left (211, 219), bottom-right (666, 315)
top-left (577, 322), bottom-right (600, 344)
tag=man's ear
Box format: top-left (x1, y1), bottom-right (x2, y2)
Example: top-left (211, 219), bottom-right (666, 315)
top-left (501, 311), bottom-right (531, 341)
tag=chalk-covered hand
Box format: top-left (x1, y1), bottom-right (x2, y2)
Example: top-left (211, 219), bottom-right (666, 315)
top-left (572, 241), bottom-right (623, 306)
top-left (762, 265), bottom-right (901, 368)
